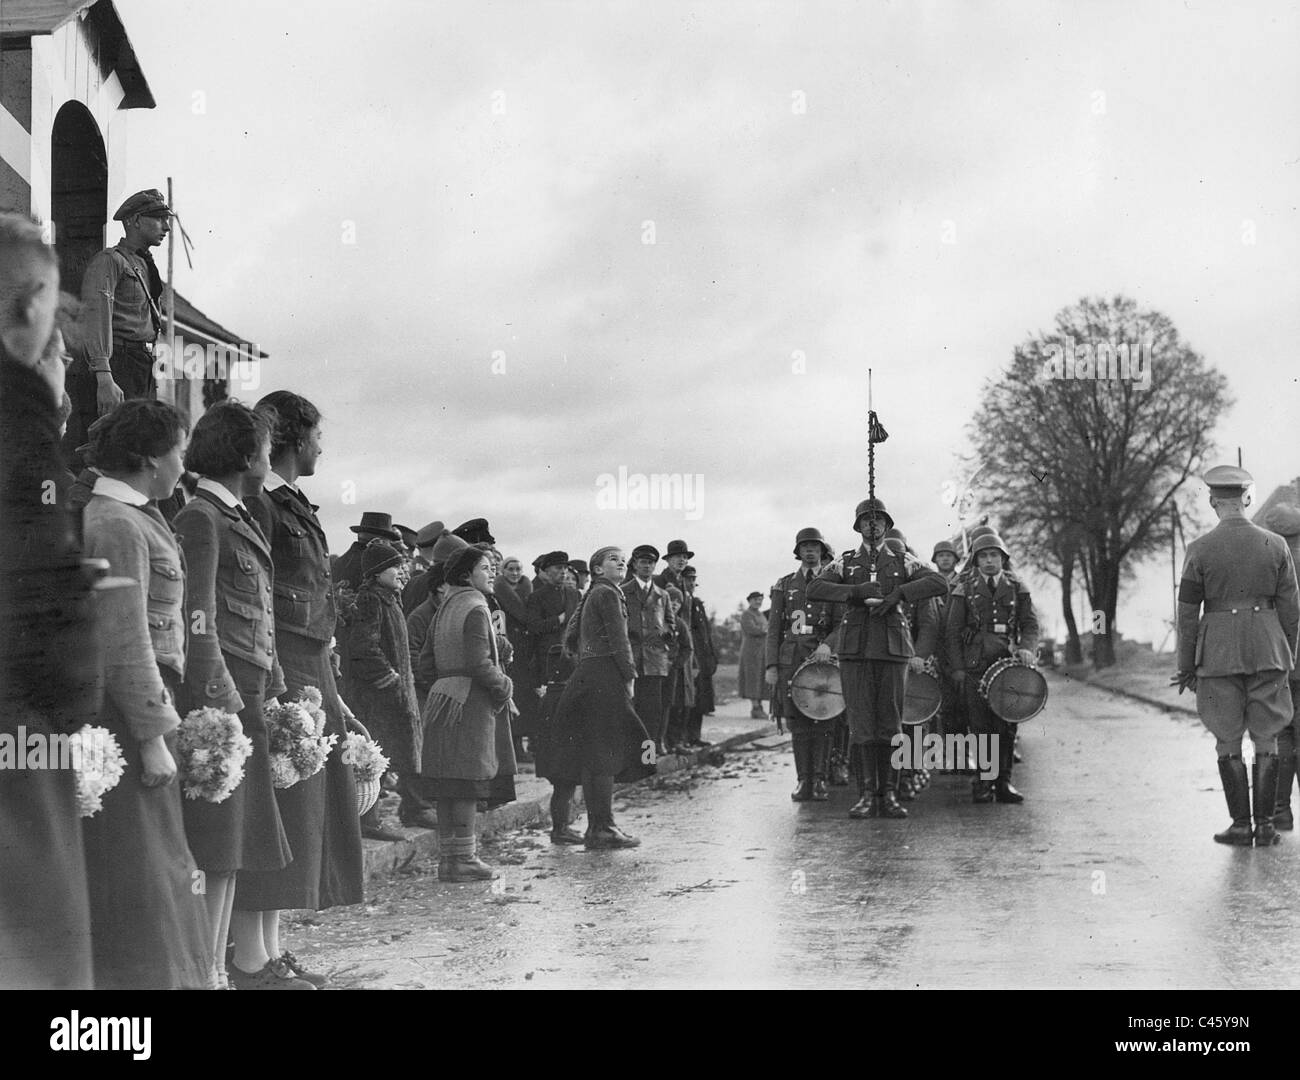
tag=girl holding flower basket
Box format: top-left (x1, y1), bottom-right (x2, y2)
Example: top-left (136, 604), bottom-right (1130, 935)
top-left (173, 402), bottom-right (312, 990)
top-left (237, 392), bottom-right (363, 986)
top-left (80, 400), bottom-right (211, 989)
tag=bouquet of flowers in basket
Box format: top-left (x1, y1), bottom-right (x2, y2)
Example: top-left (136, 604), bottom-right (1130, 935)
top-left (340, 731), bottom-right (390, 817)
top-left (177, 707), bottom-right (253, 803)
top-left (69, 725), bottom-right (126, 818)
top-left (265, 689), bottom-right (337, 789)
top-left (340, 731), bottom-right (389, 784)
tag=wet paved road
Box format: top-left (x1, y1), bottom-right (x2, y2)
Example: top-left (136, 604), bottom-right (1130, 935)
top-left (289, 674), bottom-right (1300, 989)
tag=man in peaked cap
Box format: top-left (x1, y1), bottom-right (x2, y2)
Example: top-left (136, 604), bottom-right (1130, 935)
top-left (808, 498), bottom-right (946, 819)
top-left (1174, 465), bottom-right (1299, 847)
top-left (568, 559), bottom-right (591, 594)
top-left (452, 518), bottom-right (495, 546)
top-left (766, 527), bottom-right (840, 801)
top-left (64, 188), bottom-right (173, 463)
top-left (623, 544), bottom-right (675, 754)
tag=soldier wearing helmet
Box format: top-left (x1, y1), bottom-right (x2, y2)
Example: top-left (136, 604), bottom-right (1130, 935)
top-left (765, 527), bottom-right (840, 801)
top-left (944, 532), bottom-right (1039, 803)
top-left (1174, 465), bottom-right (1298, 847)
top-left (807, 498), bottom-right (946, 819)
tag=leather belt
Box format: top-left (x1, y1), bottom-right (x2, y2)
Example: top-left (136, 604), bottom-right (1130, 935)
top-left (1204, 598), bottom-right (1276, 613)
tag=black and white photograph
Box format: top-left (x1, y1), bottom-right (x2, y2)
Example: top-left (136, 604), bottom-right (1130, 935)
top-left (1, 0), bottom-right (1299, 1021)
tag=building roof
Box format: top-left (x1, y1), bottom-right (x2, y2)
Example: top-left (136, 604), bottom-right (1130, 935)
top-left (1, 2), bottom-right (154, 109)
top-left (172, 292), bottom-right (269, 360)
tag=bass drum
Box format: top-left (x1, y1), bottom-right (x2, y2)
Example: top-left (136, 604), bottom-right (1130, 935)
top-left (788, 656), bottom-right (845, 721)
top-left (902, 666), bottom-right (942, 726)
top-left (978, 657), bottom-right (1048, 723)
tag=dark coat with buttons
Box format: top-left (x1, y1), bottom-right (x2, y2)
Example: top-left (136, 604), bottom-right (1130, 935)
top-left (249, 486), bottom-right (336, 645)
top-left (172, 489), bottom-right (283, 710)
top-left (807, 545), bottom-right (947, 663)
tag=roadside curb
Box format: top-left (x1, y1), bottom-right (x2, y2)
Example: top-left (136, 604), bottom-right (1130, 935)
top-left (1051, 669), bottom-right (1199, 720)
top-left (356, 720), bottom-right (780, 883)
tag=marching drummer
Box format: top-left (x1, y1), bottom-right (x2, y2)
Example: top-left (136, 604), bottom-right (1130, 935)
top-left (765, 527), bottom-right (840, 802)
top-left (886, 528), bottom-right (941, 801)
top-left (944, 532), bottom-right (1039, 803)
top-left (807, 498), bottom-right (946, 820)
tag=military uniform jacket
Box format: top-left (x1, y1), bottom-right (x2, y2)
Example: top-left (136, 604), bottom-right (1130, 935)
top-left (172, 488), bottom-right (285, 714)
top-left (620, 577), bottom-right (674, 677)
top-left (1176, 517), bottom-right (1299, 677)
top-left (765, 564), bottom-right (840, 673)
top-left (807, 544), bottom-right (946, 662)
top-left (944, 570), bottom-right (1039, 675)
top-left (249, 483), bottom-right (336, 644)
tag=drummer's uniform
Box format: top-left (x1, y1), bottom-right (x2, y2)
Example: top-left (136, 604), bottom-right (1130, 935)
top-left (944, 569), bottom-right (1038, 797)
top-left (766, 564), bottom-right (839, 797)
top-left (807, 544), bottom-right (945, 805)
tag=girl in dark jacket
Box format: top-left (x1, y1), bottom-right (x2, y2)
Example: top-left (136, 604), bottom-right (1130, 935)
top-left (547, 546), bottom-right (655, 850)
top-left (173, 401), bottom-right (308, 990)
top-left (239, 391), bottom-right (364, 987)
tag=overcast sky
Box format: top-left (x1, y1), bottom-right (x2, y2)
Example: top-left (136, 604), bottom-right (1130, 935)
top-left (115, 0), bottom-right (1300, 644)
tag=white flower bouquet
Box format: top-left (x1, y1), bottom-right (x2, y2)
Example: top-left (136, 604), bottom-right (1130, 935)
top-left (177, 707), bottom-right (253, 803)
top-left (70, 725), bottom-right (126, 818)
top-left (265, 689), bottom-right (337, 789)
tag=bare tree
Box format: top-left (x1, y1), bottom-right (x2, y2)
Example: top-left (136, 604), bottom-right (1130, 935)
top-left (969, 295), bottom-right (1231, 668)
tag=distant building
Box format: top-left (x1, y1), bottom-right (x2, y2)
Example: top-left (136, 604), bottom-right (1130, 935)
top-left (0, 0), bottom-right (265, 421)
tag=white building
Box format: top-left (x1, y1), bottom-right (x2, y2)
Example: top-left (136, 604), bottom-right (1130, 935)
top-left (0, 0), bottom-right (264, 421)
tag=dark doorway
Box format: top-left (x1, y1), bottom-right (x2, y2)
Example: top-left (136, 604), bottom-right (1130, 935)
top-left (51, 101), bottom-right (107, 296)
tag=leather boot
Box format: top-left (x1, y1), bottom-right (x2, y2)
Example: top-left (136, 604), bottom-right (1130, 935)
top-left (848, 744), bottom-right (877, 818)
top-left (878, 744), bottom-right (908, 819)
top-left (1274, 751), bottom-right (1296, 830)
top-left (1214, 756), bottom-right (1254, 846)
top-left (811, 731), bottom-right (830, 800)
top-left (994, 726), bottom-right (1023, 803)
top-left (791, 733), bottom-right (813, 801)
top-left (440, 836), bottom-right (498, 881)
top-left (1253, 753), bottom-right (1282, 847)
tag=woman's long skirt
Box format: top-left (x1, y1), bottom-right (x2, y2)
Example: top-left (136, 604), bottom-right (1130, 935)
top-left (235, 634), bottom-right (364, 911)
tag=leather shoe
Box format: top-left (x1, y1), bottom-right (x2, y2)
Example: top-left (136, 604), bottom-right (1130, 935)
top-left (585, 825), bottom-right (641, 849)
top-left (439, 856), bottom-right (497, 882)
top-left (550, 826), bottom-right (585, 845)
top-left (399, 808), bottom-right (439, 830)
top-left (811, 779), bottom-right (829, 801)
top-left (229, 960), bottom-right (315, 990)
top-left (1214, 823), bottom-right (1254, 846)
top-left (994, 780), bottom-right (1024, 804)
top-left (848, 795), bottom-right (877, 819)
top-left (879, 792), bottom-right (908, 819)
top-left (362, 820), bottom-right (407, 842)
top-left (791, 780), bottom-right (813, 802)
top-left (972, 780), bottom-right (995, 803)
top-left (274, 951), bottom-right (328, 988)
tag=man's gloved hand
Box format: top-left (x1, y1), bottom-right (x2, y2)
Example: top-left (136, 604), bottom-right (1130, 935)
top-left (851, 582), bottom-right (885, 600)
top-left (1171, 670), bottom-right (1197, 694)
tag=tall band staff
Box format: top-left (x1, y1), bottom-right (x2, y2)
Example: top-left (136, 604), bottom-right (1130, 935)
top-left (807, 372), bottom-right (946, 818)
